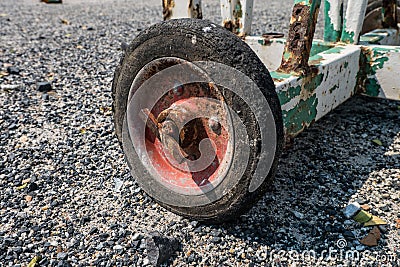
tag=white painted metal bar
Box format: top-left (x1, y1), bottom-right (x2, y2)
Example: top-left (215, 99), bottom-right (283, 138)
top-left (323, 0), bottom-right (344, 42)
top-left (220, 0), bottom-right (254, 36)
top-left (274, 45), bottom-right (361, 136)
top-left (341, 0), bottom-right (368, 44)
top-left (244, 37), bottom-right (286, 71)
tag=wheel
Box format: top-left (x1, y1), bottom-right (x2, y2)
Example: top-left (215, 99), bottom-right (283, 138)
top-left (362, 0), bottom-right (400, 34)
top-left (112, 19), bottom-right (284, 223)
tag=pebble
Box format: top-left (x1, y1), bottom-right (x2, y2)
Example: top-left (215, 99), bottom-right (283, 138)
top-left (26, 182), bottom-right (39, 192)
top-left (142, 258), bottom-right (150, 266)
top-left (7, 66), bottom-right (20, 75)
top-left (36, 81), bottom-right (52, 92)
top-left (292, 211), bottom-right (305, 220)
top-left (132, 233), bottom-right (141, 240)
top-left (343, 202), bottom-right (361, 219)
top-left (57, 252), bottom-right (68, 260)
top-left (355, 245), bottom-right (365, 251)
top-left (146, 232), bottom-right (180, 266)
top-left (113, 244), bottom-right (123, 250)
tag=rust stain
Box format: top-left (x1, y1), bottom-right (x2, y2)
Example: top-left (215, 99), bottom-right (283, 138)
top-left (260, 32), bottom-right (285, 45)
top-left (278, 3), bottom-right (320, 75)
top-left (156, 96), bottom-right (228, 162)
top-left (356, 46), bottom-right (371, 94)
top-left (300, 67), bottom-right (320, 99)
top-left (223, 1), bottom-right (243, 35)
top-left (189, 0), bottom-right (203, 19)
top-left (382, 0), bottom-right (398, 29)
top-left (163, 0), bottom-right (175, 21)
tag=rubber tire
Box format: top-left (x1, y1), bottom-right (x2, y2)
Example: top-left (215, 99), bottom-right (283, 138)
top-left (112, 19), bottom-right (284, 223)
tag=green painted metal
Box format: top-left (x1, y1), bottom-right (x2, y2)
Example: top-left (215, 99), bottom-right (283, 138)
top-left (270, 71), bottom-right (293, 82)
top-left (310, 42), bottom-right (334, 55)
top-left (274, 45), bottom-right (362, 137)
top-left (243, 0), bottom-right (400, 138)
top-left (323, 0), bottom-right (343, 42)
top-left (361, 34), bottom-right (387, 44)
top-left (359, 45), bottom-right (400, 99)
top-left (341, 18), bottom-right (355, 43)
top-left (322, 46), bottom-right (344, 54)
top-left (276, 85), bottom-right (301, 105)
top-left (360, 29), bottom-right (400, 45)
top-left (281, 94), bottom-right (318, 134)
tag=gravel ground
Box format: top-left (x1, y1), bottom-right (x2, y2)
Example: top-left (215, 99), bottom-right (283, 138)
top-left (1, 0), bottom-right (400, 266)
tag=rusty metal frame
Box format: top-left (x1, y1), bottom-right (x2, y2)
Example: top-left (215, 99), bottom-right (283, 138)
top-left (163, 0), bottom-right (400, 138)
top-left (220, 0), bottom-right (254, 36)
top-left (246, 0), bottom-right (400, 137)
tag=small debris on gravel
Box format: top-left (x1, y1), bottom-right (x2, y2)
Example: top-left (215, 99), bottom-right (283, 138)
top-left (344, 202), bottom-right (361, 218)
top-left (360, 227), bottom-right (381, 247)
top-left (292, 210), bottom-right (305, 220)
top-left (146, 231), bottom-right (180, 266)
top-left (120, 41), bottom-right (128, 51)
top-left (36, 81), bottom-right (53, 92)
top-left (6, 66), bottom-right (20, 75)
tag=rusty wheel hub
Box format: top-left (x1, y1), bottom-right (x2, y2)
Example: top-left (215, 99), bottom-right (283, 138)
top-left (126, 58), bottom-right (234, 196)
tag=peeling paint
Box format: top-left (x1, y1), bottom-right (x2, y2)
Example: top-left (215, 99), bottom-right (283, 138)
top-left (189, 0), bottom-right (203, 19)
top-left (359, 45), bottom-right (400, 100)
top-left (340, 0), bottom-right (367, 44)
top-left (162, 0), bottom-right (175, 20)
top-left (329, 84), bottom-right (339, 93)
top-left (361, 34), bottom-right (385, 44)
top-left (221, 0), bottom-right (253, 36)
top-left (303, 73), bottom-right (324, 93)
top-left (277, 85), bottom-right (302, 104)
top-left (324, 0), bottom-right (344, 42)
top-left (364, 47), bottom-right (390, 74)
top-left (282, 95), bottom-right (318, 135)
top-left (163, 0), bottom-right (202, 20)
top-left (310, 42), bottom-right (334, 57)
top-left (309, 54), bottom-right (323, 65)
top-left (271, 71), bottom-right (293, 83)
top-left (341, 18), bottom-right (355, 43)
top-left (365, 77), bottom-right (380, 96)
top-left (277, 45), bottom-right (360, 138)
top-left (360, 28), bottom-right (400, 45)
top-left (323, 46), bottom-right (345, 54)
top-left (278, 0), bottom-right (322, 74)
top-left (222, 1), bottom-right (242, 34)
